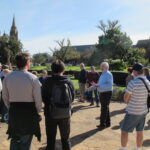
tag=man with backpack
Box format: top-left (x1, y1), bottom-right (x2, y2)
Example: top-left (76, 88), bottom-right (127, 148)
top-left (42, 60), bottom-right (75, 150)
top-left (120, 63), bottom-right (150, 150)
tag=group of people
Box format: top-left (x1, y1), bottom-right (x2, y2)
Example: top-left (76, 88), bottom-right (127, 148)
top-left (78, 62), bottom-right (113, 129)
top-left (78, 62), bottom-right (150, 150)
top-left (0, 65), bottom-right (11, 123)
top-left (1, 53), bottom-right (75, 150)
top-left (0, 51), bottom-right (150, 150)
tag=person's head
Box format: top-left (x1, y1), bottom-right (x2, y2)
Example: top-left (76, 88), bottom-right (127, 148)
top-left (15, 52), bottom-right (31, 70)
top-left (0, 63), bottom-right (2, 71)
top-left (100, 62), bottom-right (109, 71)
top-left (143, 67), bottom-right (150, 76)
top-left (3, 69), bottom-right (11, 77)
top-left (51, 60), bottom-right (65, 75)
top-left (80, 63), bottom-right (85, 70)
top-left (132, 63), bottom-right (144, 77)
top-left (2, 65), bottom-right (9, 70)
top-left (91, 66), bottom-right (95, 72)
top-left (41, 70), bottom-right (48, 77)
top-left (127, 67), bottom-right (133, 74)
top-left (32, 71), bottom-right (38, 76)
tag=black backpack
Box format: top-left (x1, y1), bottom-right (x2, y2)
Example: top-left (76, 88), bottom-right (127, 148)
top-left (50, 81), bottom-right (72, 119)
top-left (139, 78), bottom-right (150, 112)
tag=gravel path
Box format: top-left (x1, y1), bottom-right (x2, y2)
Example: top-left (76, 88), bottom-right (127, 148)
top-left (0, 101), bottom-right (150, 150)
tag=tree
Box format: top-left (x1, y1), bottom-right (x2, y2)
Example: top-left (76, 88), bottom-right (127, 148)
top-left (9, 36), bottom-right (23, 64)
top-left (50, 39), bottom-right (80, 63)
top-left (125, 48), bottom-right (148, 65)
top-left (96, 20), bottom-right (132, 61)
top-left (80, 46), bottom-right (96, 65)
top-left (32, 53), bottom-right (52, 65)
top-left (0, 34), bottom-right (22, 65)
top-left (0, 34), bottom-right (10, 64)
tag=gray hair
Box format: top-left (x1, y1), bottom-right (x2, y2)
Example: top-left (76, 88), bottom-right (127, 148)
top-left (101, 62), bottom-right (109, 68)
top-left (80, 63), bottom-right (85, 67)
top-left (90, 66), bottom-right (95, 70)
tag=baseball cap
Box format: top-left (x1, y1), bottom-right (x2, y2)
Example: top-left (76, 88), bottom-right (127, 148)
top-left (132, 63), bottom-right (143, 71)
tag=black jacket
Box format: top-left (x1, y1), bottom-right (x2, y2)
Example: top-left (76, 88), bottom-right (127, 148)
top-left (78, 69), bottom-right (88, 84)
top-left (42, 75), bottom-right (75, 116)
top-left (8, 102), bottom-right (41, 141)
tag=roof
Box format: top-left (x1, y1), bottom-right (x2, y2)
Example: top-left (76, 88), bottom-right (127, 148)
top-left (72, 44), bottom-right (95, 53)
top-left (136, 39), bottom-right (150, 48)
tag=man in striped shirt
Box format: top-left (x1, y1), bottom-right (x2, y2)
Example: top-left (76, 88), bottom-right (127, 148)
top-left (120, 63), bottom-right (150, 150)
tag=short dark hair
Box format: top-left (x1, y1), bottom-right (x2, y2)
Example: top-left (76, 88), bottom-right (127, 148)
top-left (132, 63), bottom-right (144, 75)
top-left (127, 67), bottom-right (133, 74)
top-left (51, 60), bottom-right (65, 74)
top-left (15, 52), bottom-right (30, 69)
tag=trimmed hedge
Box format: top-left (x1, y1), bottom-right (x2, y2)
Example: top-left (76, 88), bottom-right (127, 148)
top-left (111, 72), bottom-right (128, 86)
top-left (74, 71), bottom-right (128, 86)
top-left (29, 70), bottom-right (128, 86)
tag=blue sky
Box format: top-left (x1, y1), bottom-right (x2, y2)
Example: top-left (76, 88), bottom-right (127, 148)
top-left (0, 0), bottom-right (150, 54)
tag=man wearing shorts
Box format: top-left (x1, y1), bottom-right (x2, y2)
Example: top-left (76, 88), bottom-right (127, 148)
top-left (120, 63), bottom-right (150, 150)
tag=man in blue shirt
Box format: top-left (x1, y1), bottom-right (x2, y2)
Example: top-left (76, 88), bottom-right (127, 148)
top-left (92, 62), bottom-right (113, 130)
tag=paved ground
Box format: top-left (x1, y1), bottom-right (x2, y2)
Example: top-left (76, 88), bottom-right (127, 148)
top-left (0, 101), bottom-right (150, 150)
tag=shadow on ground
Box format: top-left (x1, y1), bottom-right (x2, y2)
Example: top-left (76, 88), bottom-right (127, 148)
top-left (143, 139), bottom-right (150, 147)
top-left (71, 128), bottom-right (99, 147)
top-left (110, 109), bottom-right (125, 117)
top-left (39, 128), bottom-right (99, 150)
top-left (95, 109), bottom-right (125, 120)
top-left (144, 120), bottom-right (150, 130)
top-left (72, 105), bottom-right (95, 113)
top-left (111, 125), bottom-right (120, 130)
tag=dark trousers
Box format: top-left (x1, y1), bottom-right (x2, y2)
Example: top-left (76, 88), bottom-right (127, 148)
top-left (45, 117), bottom-right (71, 150)
top-left (99, 91), bottom-right (112, 126)
top-left (0, 99), bottom-right (8, 121)
top-left (88, 89), bottom-right (100, 104)
top-left (10, 135), bottom-right (33, 150)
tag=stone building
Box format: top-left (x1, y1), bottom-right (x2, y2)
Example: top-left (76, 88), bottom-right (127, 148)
top-left (0, 16), bottom-right (18, 40)
top-left (10, 16), bottom-right (18, 40)
top-left (136, 38), bottom-right (150, 61)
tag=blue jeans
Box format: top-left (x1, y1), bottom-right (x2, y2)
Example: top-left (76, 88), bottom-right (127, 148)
top-left (88, 89), bottom-right (100, 104)
top-left (10, 135), bottom-right (33, 150)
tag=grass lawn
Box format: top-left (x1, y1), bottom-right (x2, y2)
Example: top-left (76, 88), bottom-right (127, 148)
top-left (70, 77), bottom-right (79, 89)
top-left (30, 66), bottom-right (92, 71)
top-left (30, 66), bottom-right (49, 70)
top-left (30, 65), bottom-right (127, 72)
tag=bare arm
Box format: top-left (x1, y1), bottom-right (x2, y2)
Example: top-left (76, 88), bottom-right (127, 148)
top-left (33, 79), bottom-right (42, 113)
top-left (124, 92), bottom-right (131, 104)
top-left (0, 79), bottom-right (2, 92)
top-left (2, 78), bottom-right (10, 108)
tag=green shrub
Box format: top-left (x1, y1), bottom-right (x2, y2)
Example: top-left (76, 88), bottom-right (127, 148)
top-left (105, 59), bottom-right (127, 71)
top-left (112, 85), bottom-right (125, 101)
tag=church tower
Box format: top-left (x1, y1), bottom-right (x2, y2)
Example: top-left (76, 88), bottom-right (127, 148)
top-left (10, 16), bottom-right (18, 40)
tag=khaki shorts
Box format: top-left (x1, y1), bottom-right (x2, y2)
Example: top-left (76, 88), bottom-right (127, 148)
top-left (79, 83), bottom-right (86, 96)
